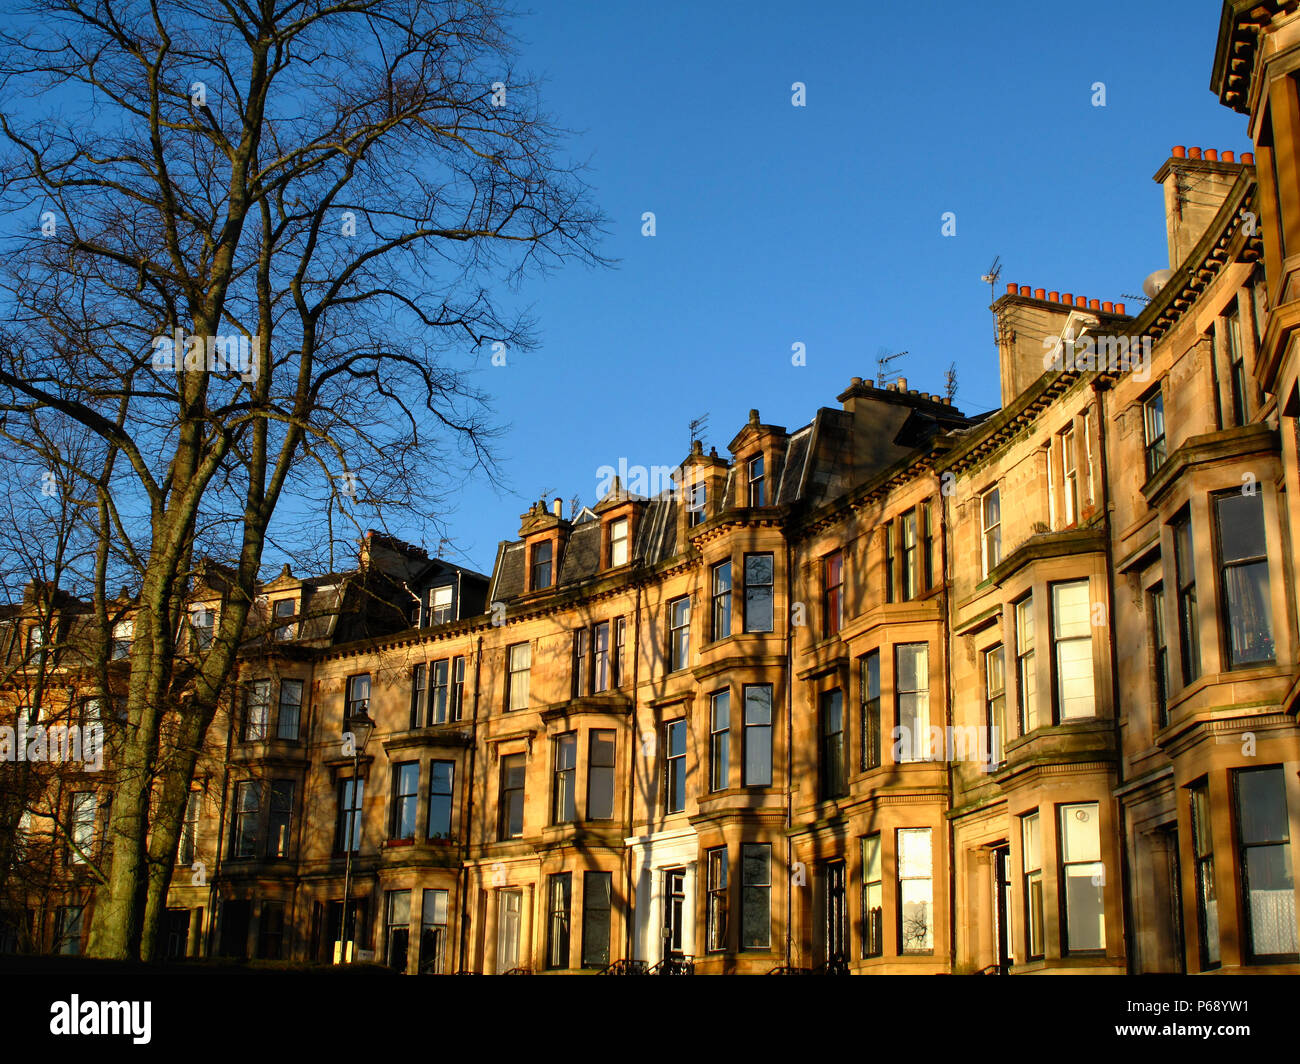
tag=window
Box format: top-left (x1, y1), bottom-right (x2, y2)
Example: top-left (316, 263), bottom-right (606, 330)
top-left (450, 657), bottom-right (466, 721)
top-left (233, 781), bottom-right (260, 858)
top-left (593, 621), bottom-right (611, 692)
top-left (428, 584), bottom-right (454, 625)
top-left (430, 659), bottom-right (450, 724)
top-left (668, 597), bottom-right (690, 671)
top-left (747, 454), bottom-right (765, 507)
top-left (419, 889), bottom-right (449, 974)
top-left (178, 791), bottom-right (200, 866)
top-left (614, 618), bottom-right (627, 688)
top-left (823, 551), bottom-right (843, 636)
top-left (54, 906), bottom-right (83, 955)
top-left (1215, 492), bottom-right (1275, 667)
top-left (664, 719), bottom-right (686, 814)
top-left (552, 733), bottom-right (577, 824)
top-left (546, 873), bottom-right (571, 970)
top-left (267, 780), bottom-right (294, 858)
top-left (608, 517), bottom-right (629, 568)
top-left (897, 828), bottom-right (933, 953)
top-left (1150, 585), bottom-right (1170, 728)
top-left (386, 890), bottom-right (410, 972)
top-left (1224, 307), bottom-right (1247, 426)
top-left (981, 488), bottom-right (1001, 578)
top-left (711, 560), bottom-right (732, 641)
top-left (498, 753), bottom-right (525, 840)
top-left (408, 664), bottom-right (427, 729)
top-left (582, 872), bottom-right (613, 968)
top-left (571, 628), bottom-right (590, 698)
top-left (191, 607), bottom-right (215, 650)
top-left (820, 688), bottom-right (845, 799)
top-left (1173, 512), bottom-right (1200, 683)
top-left (895, 643), bottom-right (930, 762)
top-left (70, 791), bottom-right (95, 865)
top-left (272, 598), bottom-right (296, 640)
top-left (506, 644), bottom-right (530, 711)
top-left (860, 651), bottom-right (881, 770)
top-left (391, 762), bottom-right (419, 840)
top-left (243, 680), bottom-right (270, 741)
top-left (428, 760), bottom-right (454, 839)
top-left (346, 673), bottom-right (370, 718)
top-left (985, 645), bottom-right (1006, 768)
top-left (921, 501), bottom-right (934, 589)
top-left (1022, 812), bottom-right (1044, 960)
top-left (111, 619), bottom-right (133, 660)
top-left (1189, 780), bottom-right (1220, 969)
top-left (687, 481), bottom-right (707, 528)
top-left (1059, 803), bottom-right (1105, 952)
top-left (1143, 390), bottom-right (1167, 478)
top-left (901, 511), bottom-right (918, 599)
top-left (1015, 596), bottom-right (1038, 733)
top-left (743, 684), bottom-right (773, 786)
top-left (587, 730), bottom-right (616, 820)
top-left (277, 679), bottom-right (303, 740)
top-left (862, 834), bottom-right (883, 958)
top-left (706, 848), bottom-right (728, 952)
top-left (1051, 581), bottom-right (1095, 720)
top-left (336, 777), bottom-right (363, 854)
top-left (743, 553), bottom-right (774, 633)
top-left (709, 689), bottom-right (730, 791)
top-left (1062, 428), bottom-right (1079, 525)
top-left (741, 844), bottom-right (771, 948)
top-left (530, 541), bottom-right (553, 590)
top-left (884, 523), bottom-right (895, 602)
top-left (1234, 766), bottom-right (1299, 962)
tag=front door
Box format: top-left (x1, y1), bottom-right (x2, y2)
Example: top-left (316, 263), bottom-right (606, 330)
top-left (662, 868), bottom-right (685, 961)
top-left (825, 861), bottom-right (847, 964)
top-left (993, 846), bottom-right (1013, 973)
top-left (497, 889), bottom-right (522, 972)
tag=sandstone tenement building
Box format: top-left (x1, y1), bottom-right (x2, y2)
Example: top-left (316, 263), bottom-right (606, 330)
top-left (4, 0), bottom-right (1300, 975)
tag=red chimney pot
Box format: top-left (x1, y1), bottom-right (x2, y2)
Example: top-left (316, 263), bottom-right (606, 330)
top-left (1171, 145), bottom-right (1186, 158)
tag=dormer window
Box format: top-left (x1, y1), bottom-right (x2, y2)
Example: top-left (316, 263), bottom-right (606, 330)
top-left (608, 518), bottom-right (629, 568)
top-left (427, 585), bottom-right (454, 624)
top-left (272, 598), bottom-right (296, 640)
top-left (687, 482), bottom-right (707, 527)
top-left (747, 455), bottom-right (766, 507)
top-left (111, 620), bottom-right (133, 660)
top-left (530, 541), bottom-right (553, 590)
top-left (192, 606), bottom-right (215, 650)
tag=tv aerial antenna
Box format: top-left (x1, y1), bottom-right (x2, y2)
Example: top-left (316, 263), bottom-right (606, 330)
top-left (875, 349), bottom-right (908, 388)
top-left (982, 255), bottom-right (1003, 346)
top-left (688, 413), bottom-right (710, 449)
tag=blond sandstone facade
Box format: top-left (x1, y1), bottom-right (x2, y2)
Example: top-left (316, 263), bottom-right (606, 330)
top-left (5, 0), bottom-right (1300, 976)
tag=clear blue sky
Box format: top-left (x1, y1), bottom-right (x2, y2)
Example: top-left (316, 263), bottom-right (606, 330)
top-left (412, 0), bottom-right (1248, 575)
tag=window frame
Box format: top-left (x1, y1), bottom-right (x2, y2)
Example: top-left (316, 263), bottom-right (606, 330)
top-left (742, 683), bottom-right (774, 787)
top-left (742, 552), bottom-right (775, 634)
top-left (506, 643), bottom-right (530, 712)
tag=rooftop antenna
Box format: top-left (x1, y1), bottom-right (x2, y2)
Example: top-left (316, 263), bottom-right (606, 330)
top-left (981, 255), bottom-right (1003, 346)
top-left (944, 361), bottom-right (958, 404)
top-left (568, 494), bottom-right (581, 520)
top-left (1121, 291), bottom-right (1151, 307)
top-left (688, 413), bottom-right (710, 449)
top-left (436, 537), bottom-right (452, 558)
top-left (875, 349), bottom-right (908, 387)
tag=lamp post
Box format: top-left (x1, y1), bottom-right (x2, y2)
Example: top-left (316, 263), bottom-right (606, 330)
top-left (339, 705), bottom-right (375, 963)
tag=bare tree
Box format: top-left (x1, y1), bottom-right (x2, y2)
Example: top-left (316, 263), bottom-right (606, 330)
top-left (0, 0), bottom-right (605, 960)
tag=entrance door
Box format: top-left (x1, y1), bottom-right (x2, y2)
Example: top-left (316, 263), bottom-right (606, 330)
top-left (993, 846), bottom-right (1013, 973)
top-left (497, 889), bottom-right (522, 972)
top-left (825, 861), bottom-right (847, 964)
top-left (662, 868), bottom-right (685, 961)
top-left (164, 908), bottom-right (191, 961)
top-left (1158, 823), bottom-right (1186, 974)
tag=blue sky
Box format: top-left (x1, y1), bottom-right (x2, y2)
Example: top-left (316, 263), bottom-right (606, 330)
top-left (421, 0), bottom-right (1248, 574)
